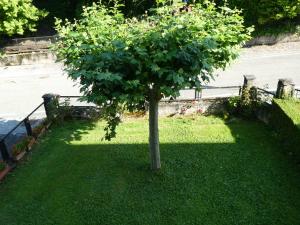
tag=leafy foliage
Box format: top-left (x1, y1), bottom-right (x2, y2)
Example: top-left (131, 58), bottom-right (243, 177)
top-left (0, 161), bottom-right (6, 171)
top-left (55, 2), bottom-right (252, 140)
top-left (213, 0), bottom-right (300, 25)
top-left (32, 0), bottom-right (156, 32)
top-left (0, 0), bottom-right (47, 36)
top-left (12, 137), bottom-right (31, 157)
top-left (75, 0), bottom-right (156, 17)
top-left (226, 87), bottom-right (262, 118)
top-left (226, 95), bottom-right (241, 115)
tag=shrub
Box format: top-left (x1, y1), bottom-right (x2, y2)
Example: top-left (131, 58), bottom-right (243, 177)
top-left (226, 96), bottom-right (241, 115)
top-left (270, 99), bottom-right (300, 159)
top-left (227, 87), bottom-right (263, 118)
top-left (32, 124), bottom-right (45, 137)
top-left (0, 161), bottom-right (6, 171)
top-left (12, 137), bottom-right (31, 157)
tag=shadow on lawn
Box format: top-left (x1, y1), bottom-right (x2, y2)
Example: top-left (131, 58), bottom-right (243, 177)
top-left (50, 119), bottom-right (300, 177)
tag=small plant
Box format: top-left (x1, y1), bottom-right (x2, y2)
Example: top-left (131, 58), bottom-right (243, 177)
top-left (12, 137), bottom-right (31, 157)
top-left (50, 97), bottom-right (73, 123)
top-left (227, 87), bottom-right (262, 118)
top-left (180, 102), bottom-right (194, 115)
top-left (196, 108), bottom-right (204, 114)
top-left (32, 124), bottom-right (45, 138)
top-left (0, 161), bottom-right (6, 172)
top-left (47, 96), bottom-right (60, 122)
top-left (58, 98), bottom-right (72, 121)
top-left (227, 96), bottom-right (241, 115)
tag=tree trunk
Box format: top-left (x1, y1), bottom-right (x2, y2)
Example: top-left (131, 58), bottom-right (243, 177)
top-left (148, 92), bottom-right (161, 170)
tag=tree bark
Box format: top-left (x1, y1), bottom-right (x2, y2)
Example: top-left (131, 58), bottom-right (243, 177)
top-left (148, 91), bottom-right (161, 170)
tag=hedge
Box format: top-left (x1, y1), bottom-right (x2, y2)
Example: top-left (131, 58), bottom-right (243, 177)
top-left (270, 99), bottom-right (300, 159)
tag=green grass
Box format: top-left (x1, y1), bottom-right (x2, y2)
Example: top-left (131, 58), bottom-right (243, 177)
top-left (274, 99), bottom-right (300, 129)
top-left (1, 116), bottom-right (300, 225)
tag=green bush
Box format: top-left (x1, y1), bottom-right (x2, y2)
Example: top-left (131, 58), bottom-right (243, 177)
top-left (226, 96), bottom-right (241, 115)
top-left (270, 99), bottom-right (300, 159)
top-left (0, 161), bottom-right (6, 171)
top-left (226, 87), bottom-right (260, 118)
top-left (32, 124), bottom-right (45, 138)
top-left (12, 137), bottom-right (31, 157)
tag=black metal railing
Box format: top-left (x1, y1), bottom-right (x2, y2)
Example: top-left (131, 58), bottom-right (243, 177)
top-left (257, 87), bottom-right (276, 97)
top-left (59, 96), bottom-right (92, 106)
top-left (3, 35), bottom-right (58, 54)
top-left (162, 85), bottom-right (242, 101)
top-left (256, 87), bottom-right (276, 104)
top-left (60, 86), bottom-right (242, 103)
top-left (0, 103), bottom-right (45, 163)
top-left (11, 35), bottom-right (58, 46)
top-left (199, 85), bottom-right (242, 99)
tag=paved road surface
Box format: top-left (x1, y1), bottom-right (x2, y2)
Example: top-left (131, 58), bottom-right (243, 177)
top-left (212, 42), bottom-right (300, 88)
top-left (1, 42), bottom-right (300, 136)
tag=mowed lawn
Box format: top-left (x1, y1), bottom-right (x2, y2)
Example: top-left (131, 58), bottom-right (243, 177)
top-left (1, 116), bottom-right (300, 225)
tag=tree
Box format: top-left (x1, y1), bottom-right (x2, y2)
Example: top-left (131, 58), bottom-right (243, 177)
top-left (0, 0), bottom-right (47, 36)
top-left (54, 1), bottom-right (252, 170)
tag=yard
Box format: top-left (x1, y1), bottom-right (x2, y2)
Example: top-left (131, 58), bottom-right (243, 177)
top-left (0, 116), bottom-right (300, 225)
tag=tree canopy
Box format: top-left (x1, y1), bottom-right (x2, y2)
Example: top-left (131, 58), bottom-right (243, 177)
top-left (55, 1), bottom-right (252, 169)
top-left (0, 0), bottom-right (47, 36)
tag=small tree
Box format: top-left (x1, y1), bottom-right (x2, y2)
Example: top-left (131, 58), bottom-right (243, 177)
top-left (0, 0), bottom-right (47, 36)
top-left (55, 1), bottom-right (252, 170)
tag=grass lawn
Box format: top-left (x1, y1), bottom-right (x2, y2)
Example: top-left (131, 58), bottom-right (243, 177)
top-left (1, 116), bottom-right (300, 225)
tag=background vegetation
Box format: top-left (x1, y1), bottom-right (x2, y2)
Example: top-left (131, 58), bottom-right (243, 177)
top-left (1, 0), bottom-right (299, 38)
top-left (0, 0), bottom-right (47, 36)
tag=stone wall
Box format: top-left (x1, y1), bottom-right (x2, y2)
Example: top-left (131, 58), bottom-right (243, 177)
top-left (1, 32), bottom-right (300, 67)
top-left (158, 98), bottom-right (227, 116)
top-left (0, 52), bottom-right (56, 67)
top-left (246, 33), bottom-right (300, 46)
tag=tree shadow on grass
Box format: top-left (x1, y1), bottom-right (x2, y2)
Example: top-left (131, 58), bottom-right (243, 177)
top-left (1, 119), bottom-right (300, 225)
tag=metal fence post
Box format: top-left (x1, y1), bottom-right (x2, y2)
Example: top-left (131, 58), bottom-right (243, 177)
top-left (194, 89), bottom-right (201, 100)
top-left (24, 117), bottom-right (33, 136)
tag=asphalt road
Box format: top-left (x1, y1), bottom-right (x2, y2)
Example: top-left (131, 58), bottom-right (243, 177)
top-left (1, 42), bottom-right (300, 136)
